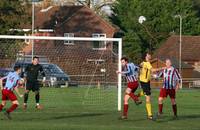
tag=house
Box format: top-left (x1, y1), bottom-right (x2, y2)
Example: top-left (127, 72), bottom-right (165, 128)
top-left (152, 35), bottom-right (200, 88)
top-left (22, 5), bottom-right (118, 49)
top-left (20, 5), bottom-right (119, 86)
top-left (153, 35), bottom-right (200, 65)
top-left (150, 58), bottom-right (200, 88)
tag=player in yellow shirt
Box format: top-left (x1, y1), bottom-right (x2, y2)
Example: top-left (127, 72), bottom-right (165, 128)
top-left (139, 53), bottom-right (164, 120)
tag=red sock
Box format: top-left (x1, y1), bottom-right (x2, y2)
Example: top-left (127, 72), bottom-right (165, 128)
top-left (123, 104), bottom-right (128, 117)
top-left (0, 104), bottom-right (4, 112)
top-left (159, 104), bottom-right (163, 114)
top-left (6, 104), bottom-right (18, 113)
top-left (129, 93), bottom-right (139, 101)
top-left (172, 104), bottom-right (177, 116)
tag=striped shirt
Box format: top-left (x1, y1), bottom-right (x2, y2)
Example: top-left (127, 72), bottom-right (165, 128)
top-left (121, 63), bottom-right (139, 83)
top-left (157, 67), bottom-right (181, 89)
top-left (3, 72), bottom-right (20, 91)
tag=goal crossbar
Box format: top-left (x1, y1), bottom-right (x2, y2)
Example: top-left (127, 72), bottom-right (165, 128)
top-left (0, 35), bottom-right (121, 42)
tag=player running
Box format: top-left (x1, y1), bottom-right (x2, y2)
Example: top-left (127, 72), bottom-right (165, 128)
top-left (155, 59), bottom-right (181, 119)
top-left (0, 66), bottom-right (24, 120)
top-left (139, 53), bottom-right (164, 120)
top-left (23, 56), bottom-right (46, 110)
top-left (117, 57), bottom-right (142, 119)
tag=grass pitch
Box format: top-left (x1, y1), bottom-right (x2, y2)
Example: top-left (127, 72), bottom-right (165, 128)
top-left (0, 87), bottom-right (199, 130)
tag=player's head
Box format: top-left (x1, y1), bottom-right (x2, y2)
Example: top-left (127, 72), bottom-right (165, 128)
top-left (144, 52), bottom-right (152, 62)
top-left (121, 57), bottom-right (129, 66)
top-left (32, 56), bottom-right (39, 65)
top-left (14, 65), bottom-right (21, 73)
top-left (165, 59), bottom-right (172, 68)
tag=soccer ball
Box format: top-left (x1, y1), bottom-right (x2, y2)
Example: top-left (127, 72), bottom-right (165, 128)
top-left (18, 78), bottom-right (25, 88)
top-left (138, 16), bottom-right (146, 24)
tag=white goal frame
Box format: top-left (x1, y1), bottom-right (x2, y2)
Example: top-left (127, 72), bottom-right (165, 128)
top-left (0, 35), bottom-right (123, 111)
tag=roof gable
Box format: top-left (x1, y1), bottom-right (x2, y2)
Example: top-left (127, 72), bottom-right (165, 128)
top-left (56, 6), bottom-right (116, 31)
top-left (154, 35), bottom-right (200, 61)
top-left (151, 57), bottom-right (193, 69)
top-left (22, 5), bottom-right (116, 34)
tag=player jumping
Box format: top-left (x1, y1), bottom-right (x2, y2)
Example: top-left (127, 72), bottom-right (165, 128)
top-left (0, 66), bottom-right (24, 120)
top-left (117, 57), bottom-right (142, 119)
top-left (155, 59), bottom-right (181, 119)
top-left (139, 53), bottom-right (164, 120)
top-left (23, 56), bottom-right (46, 110)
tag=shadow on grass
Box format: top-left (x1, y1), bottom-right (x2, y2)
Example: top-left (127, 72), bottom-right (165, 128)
top-left (117, 118), bottom-right (148, 122)
top-left (49, 113), bottom-right (106, 120)
top-left (156, 114), bottom-right (200, 123)
top-left (178, 114), bottom-right (200, 119)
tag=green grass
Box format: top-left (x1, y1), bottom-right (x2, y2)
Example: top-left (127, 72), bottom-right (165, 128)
top-left (0, 87), bottom-right (200, 130)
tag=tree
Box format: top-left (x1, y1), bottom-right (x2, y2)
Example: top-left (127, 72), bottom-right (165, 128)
top-left (46, 0), bottom-right (115, 16)
top-left (0, 0), bottom-right (30, 59)
top-left (58, 0), bottom-right (115, 9)
top-left (0, 0), bottom-right (30, 35)
top-left (110, 0), bottom-right (200, 63)
top-left (123, 32), bottom-right (142, 63)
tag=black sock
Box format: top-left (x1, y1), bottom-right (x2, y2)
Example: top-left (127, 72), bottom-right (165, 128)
top-left (24, 93), bottom-right (29, 104)
top-left (35, 92), bottom-right (40, 104)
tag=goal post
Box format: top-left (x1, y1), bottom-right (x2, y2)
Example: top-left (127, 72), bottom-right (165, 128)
top-left (0, 35), bottom-right (122, 111)
top-left (118, 38), bottom-right (122, 111)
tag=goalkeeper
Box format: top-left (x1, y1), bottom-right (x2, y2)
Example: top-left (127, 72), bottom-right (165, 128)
top-left (23, 56), bottom-right (46, 110)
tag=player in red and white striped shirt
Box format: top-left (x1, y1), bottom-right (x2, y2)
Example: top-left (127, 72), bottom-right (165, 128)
top-left (0, 66), bottom-right (24, 120)
top-left (117, 57), bottom-right (142, 119)
top-left (155, 59), bottom-right (181, 118)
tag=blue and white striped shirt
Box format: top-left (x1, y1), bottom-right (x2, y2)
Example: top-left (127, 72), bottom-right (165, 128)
top-left (4, 72), bottom-right (20, 90)
top-left (157, 67), bottom-right (181, 89)
top-left (121, 63), bottom-right (139, 83)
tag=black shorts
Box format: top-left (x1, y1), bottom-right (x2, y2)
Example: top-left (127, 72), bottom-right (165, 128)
top-left (140, 81), bottom-right (151, 96)
top-left (26, 81), bottom-right (40, 92)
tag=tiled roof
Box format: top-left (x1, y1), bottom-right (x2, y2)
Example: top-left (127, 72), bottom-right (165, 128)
top-left (21, 5), bottom-right (117, 33)
top-left (151, 57), bottom-right (193, 69)
top-left (154, 35), bottom-right (200, 61)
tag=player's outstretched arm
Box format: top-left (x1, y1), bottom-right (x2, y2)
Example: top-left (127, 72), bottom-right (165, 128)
top-left (116, 67), bottom-right (130, 75)
top-left (39, 65), bottom-right (46, 77)
top-left (151, 67), bottom-right (166, 73)
top-left (120, 64), bottom-right (131, 75)
top-left (139, 62), bottom-right (143, 68)
top-left (0, 76), bottom-right (7, 90)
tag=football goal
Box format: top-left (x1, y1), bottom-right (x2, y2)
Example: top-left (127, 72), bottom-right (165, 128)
top-left (0, 35), bottom-right (123, 112)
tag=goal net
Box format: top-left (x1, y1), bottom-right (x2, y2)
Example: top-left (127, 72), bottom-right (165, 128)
top-left (0, 35), bottom-right (122, 112)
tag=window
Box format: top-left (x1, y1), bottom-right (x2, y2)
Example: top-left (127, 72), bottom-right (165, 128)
top-left (64, 33), bottom-right (74, 45)
top-left (92, 33), bottom-right (106, 50)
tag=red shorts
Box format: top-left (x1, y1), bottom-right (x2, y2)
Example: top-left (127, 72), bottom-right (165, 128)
top-left (2, 89), bottom-right (17, 101)
top-left (127, 81), bottom-right (139, 92)
top-left (159, 88), bottom-right (176, 99)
